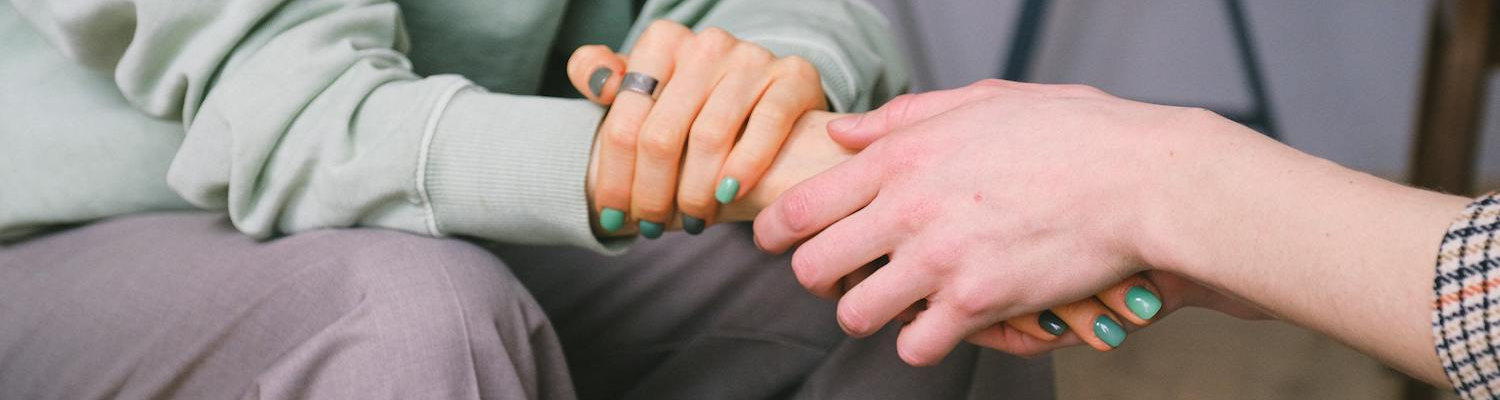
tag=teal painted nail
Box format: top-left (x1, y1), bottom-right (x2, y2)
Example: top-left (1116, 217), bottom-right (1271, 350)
top-left (1038, 310), bottom-right (1068, 336)
top-left (715, 177), bottom-right (740, 204)
top-left (1094, 315), bottom-right (1126, 348)
top-left (639, 220), bottom-right (664, 239)
top-left (588, 67), bottom-right (612, 97)
top-left (1125, 286), bottom-right (1162, 320)
top-left (600, 208), bottom-right (625, 232)
top-left (682, 215), bottom-right (705, 235)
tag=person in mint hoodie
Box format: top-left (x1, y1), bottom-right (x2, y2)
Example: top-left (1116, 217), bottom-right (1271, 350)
top-left (0, 0), bottom-right (1054, 399)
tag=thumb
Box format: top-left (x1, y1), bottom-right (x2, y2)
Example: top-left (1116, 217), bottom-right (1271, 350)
top-left (827, 82), bottom-right (1008, 149)
top-left (567, 45), bottom-right (628, 105)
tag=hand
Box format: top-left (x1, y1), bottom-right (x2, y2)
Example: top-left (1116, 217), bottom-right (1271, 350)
top-left (753, 80), bottom-right (1222, 366)
top-left (567, 20), bottom-right (826, 238)
top-left (758, 79), bottom-right (1472, 386)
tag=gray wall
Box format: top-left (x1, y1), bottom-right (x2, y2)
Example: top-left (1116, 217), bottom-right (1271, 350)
top-left (863, 0), bottom-right (1497, 184)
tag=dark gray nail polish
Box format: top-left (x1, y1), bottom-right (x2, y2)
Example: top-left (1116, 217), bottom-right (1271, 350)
top-left (682, 215), bottom-right (705, 235)
top-left (588, 67), bottom-right (612, 97)
top-left (1039, 311), bottom-right (1068, 336)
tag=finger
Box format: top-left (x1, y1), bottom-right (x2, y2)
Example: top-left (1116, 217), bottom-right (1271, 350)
top-left (966, 322), bottom-right (1085, 358)
top-left (567, 45), bottom-right (627, 104)
top-left (826, 80), bottom-right (1014, 149)
top-left (1096, 274), bottom-right (1164, 326)
top-left (714, 58), bottom-right (824, 207)
top-left (1001, 311), bottom-right (1067, 342)
top-left (592, 20), bottom-right (691, 232)
top-left (895, 303), bottom-right (992, 367)
top-left (791, 201), bottom-right (899, 298)
top-left (836, 258), bottom-right (938, 338)
top-left (675, 46), bottom-right (775, 231)
top-left (1053, 298), bottom-right (1128, 351)
top-left (629, 28), bottom-right (737, 235)
top-left (751, 153), bottom-right (884, 254)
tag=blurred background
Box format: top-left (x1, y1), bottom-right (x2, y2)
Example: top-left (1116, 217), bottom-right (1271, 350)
top-left (856, 1), bottom-right (1497, 399)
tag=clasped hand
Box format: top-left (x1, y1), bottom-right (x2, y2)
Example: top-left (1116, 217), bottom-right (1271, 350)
top-left (566, 20), bottom-right (827, 238)
top-left (568, 22), bottom-right (1264, 366)
top-left (754, 80), bottom-right (1269, 365)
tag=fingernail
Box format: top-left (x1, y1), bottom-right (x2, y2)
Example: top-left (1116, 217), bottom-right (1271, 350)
top-left (715, 177), bottom-right (740, 204)
top-left (639, 220), bottom-right (664, 239)
top-left (828, 115), bottom-right (862, 132)
top-left (682, 215), bottom-right (705, 235)
top-left (600, 208), bottom-right (625, 232)
top-left (1094, 315), bottom-right (1126, 348)
top-left (1125, 286), bottom-right (1162, 320)
top-left (588, 67), bottom-right (612, 97)
top-left (1038, 310), bottom-right (1067, 336)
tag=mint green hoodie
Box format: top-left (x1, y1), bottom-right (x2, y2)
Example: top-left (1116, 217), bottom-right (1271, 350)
top-left (0, 0), bottom-right (906, 251)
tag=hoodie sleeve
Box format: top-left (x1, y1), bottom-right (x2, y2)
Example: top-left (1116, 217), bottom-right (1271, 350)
top-left (9, 0), bottom-right (630, 252)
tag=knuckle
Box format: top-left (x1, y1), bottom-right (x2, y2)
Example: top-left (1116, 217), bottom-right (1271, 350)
top-left (776, 56), bottom-right (819, 80)
top-left (602, 124), bottom-right (637, 150)
top-left (751, 106), bottom-right (794, 130)
top-left (732, 145), bottom-right (773, 169)
top-left (949, 288), bottom-right (994, 318)
top-left (695, 27), bottom-right (737, 51)
top-left (776, 189), bottom-right (820, 235)
top-left (676, 192), bottom-right (717, 215)
top-left (882, 93), bottom-right (918, 125)
top-left (641, 20), bottom-right (691, 46)
top-left (687, 122), bottom-right (734, 152)
top-left (914, 240), bottom-right (959, 273)
top-left (646, 19), bottom-right (682, 35)
top-left (597, 181), bottom-right (632, 202)
top-left (978, 78), bottom-right (1007, 87)
top-left (876, 138), bottom-right (928, 173)
top-left (637, 131), bottom-right (683, 160)
top-left (1057, 84), bottom-right (1106, 97)
top-left (731, 42), bottom-right (775, 65)
top-left (635, 196), bottom-right (674, 219)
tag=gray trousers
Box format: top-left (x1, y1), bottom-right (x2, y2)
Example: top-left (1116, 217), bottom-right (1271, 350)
top-left (0, 212), bottom-right (1052, 400)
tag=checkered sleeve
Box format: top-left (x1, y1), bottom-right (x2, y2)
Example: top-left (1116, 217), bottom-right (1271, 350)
top-left (1434, 192), bottom-right (1500, 399)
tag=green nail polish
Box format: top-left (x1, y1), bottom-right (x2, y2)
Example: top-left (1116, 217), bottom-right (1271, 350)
top-left (1038, 310), bottom-right (1067, 336)
top-left (639, 220), bottom-right (664, 239)
top-left (1125, 286), bottom-right (1162, 320)
top-left (600, 208), bottom-right (625, 232)
top-left (682, 215), bottom-right (705, 235)
top-left (715, 177), bottom-right (740, 204)
top-left (1094, 315), bottom-right (1126, 348)
top-left (588, 67), bottom-right (612, 97)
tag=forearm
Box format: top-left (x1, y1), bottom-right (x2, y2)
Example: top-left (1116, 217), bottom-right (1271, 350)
top-left (587, 110), bottom-right (852, 236)
top-left (1146, 111), bottom-right (1469, 385)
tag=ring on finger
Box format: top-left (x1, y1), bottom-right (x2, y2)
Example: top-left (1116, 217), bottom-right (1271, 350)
top-left (620, 72), bottom-right (660, 98)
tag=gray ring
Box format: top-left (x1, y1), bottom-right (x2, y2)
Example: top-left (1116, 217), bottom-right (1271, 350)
top-left (620, 72), bottom-right (659, 98)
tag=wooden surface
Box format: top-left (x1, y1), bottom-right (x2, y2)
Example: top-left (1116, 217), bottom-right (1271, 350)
top-left (1411, 0), bottom-right (1493, 195)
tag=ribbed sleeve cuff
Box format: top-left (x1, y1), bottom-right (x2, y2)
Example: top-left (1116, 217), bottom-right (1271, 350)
top-left (1432, 192), bottom-right (1500, 399)
top-left (422, 86), bottom-right (631, 254)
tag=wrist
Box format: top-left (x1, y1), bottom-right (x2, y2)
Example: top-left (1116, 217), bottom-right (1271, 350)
top-left (1132, 108), bottom-right (1270, 279)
